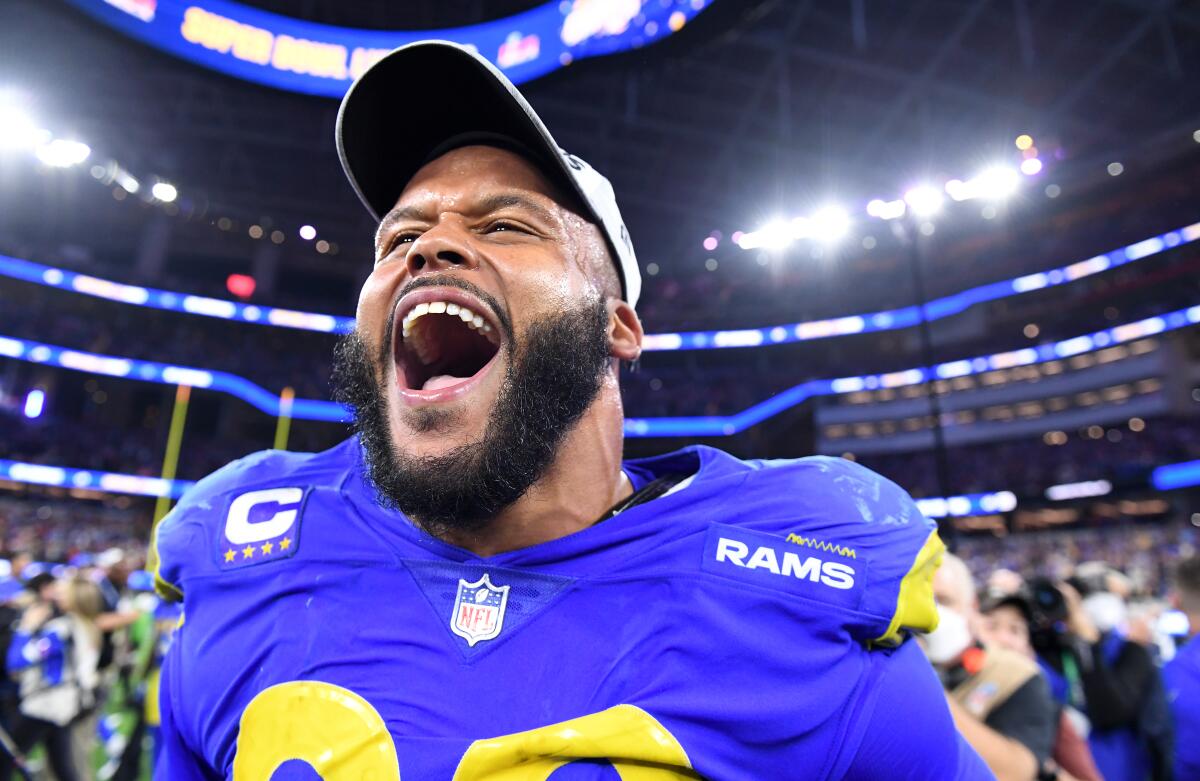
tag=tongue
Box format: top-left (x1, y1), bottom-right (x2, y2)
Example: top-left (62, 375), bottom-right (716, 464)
top-left (422, 374), bottom-right (467, 391)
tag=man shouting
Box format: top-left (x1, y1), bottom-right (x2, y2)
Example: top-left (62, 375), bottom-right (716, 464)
top-left (152, 40), bottom-right (991, 780)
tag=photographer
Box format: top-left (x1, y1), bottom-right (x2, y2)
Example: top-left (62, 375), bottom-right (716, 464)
top-left (1029, 568), bottom-right (1173, 781)
top-left (0, 572), bottom-right (104, 781)
top-left (982, 591), bottom-right (1102, 781)
top-left (927, 554), bottom-right (1057, 781)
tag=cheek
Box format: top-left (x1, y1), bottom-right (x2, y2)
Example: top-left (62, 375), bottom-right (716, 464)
top-left (356, 268), bottom-right (396, 343)
top-left (501, 257), bottom-right (585, 323)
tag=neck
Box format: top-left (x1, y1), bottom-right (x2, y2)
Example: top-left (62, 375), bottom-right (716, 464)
top-left (438, 378), bottom-right (631, 557)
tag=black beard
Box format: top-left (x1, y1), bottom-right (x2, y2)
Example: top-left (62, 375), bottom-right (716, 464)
top-left (331, 293), bottom-right (611, 537)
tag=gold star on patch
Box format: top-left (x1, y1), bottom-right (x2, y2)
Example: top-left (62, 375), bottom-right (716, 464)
top-left (279, 537), bottom-right (292, 551)
top-left (241, 545), bottom-right (254, 559)
top-left (223, 550), bottom-right (236, 563)
top-left (261, 541), bottom-right (274, 555)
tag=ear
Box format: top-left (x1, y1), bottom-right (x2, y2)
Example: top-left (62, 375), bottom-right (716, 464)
top-left (607, 299), bottom-right (643, 362)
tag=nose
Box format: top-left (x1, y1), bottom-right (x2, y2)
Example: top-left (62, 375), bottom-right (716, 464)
top-left (405, 222), bottom-right (480, 278)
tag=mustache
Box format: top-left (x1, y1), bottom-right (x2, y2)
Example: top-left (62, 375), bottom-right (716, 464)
top-left (380, 275), bottom-right (514, 368)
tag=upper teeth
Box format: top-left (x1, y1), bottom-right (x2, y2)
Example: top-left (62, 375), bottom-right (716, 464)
top-left (401, 299), bottom-right (494, 339)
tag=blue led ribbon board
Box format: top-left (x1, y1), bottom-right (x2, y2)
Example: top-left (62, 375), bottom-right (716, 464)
top-left (65, 0), bottom-right (714, 97)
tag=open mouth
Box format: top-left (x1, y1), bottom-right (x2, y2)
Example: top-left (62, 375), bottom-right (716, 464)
top-left (393, 293), bottom-right (503, 399)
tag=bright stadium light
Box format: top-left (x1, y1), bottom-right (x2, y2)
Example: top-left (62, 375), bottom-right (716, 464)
top-left (114, 169), bottom-right (139, 194)
top-left (866, 198), bottom-right (906, 220)
top-left (946, 166), bottom-right (1019, 202)
top-left (34, 138), bottom-right (90, 168)
top-left (0, 104), bottom-right (49, 150)
top-left (975, 166), bottom-right (1019, 199)
top-left (810, 206), bottom-right (850, 243)
top-left (299, 224), bottom-right (317, 241)
top-left (737, 219), bottom-right (793, 250)
top-left (759, 220), bottom-right (795, 249)
top-left (151, 181), bottom-right (177, 202)
top-left (904, 185), bottom-right (944, 217)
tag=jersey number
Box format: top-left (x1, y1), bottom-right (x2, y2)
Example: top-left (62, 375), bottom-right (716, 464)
top-left (232, 680), bottom-right (700, 780)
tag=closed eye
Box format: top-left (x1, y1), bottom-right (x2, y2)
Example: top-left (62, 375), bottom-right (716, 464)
top-left (383, 233), bottom-right (420, 256)
top-left (484, 220), bottom-right (534, 236)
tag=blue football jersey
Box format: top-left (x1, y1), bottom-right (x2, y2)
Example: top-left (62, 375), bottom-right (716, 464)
top-left (152, 439), bottom-right (992, 780)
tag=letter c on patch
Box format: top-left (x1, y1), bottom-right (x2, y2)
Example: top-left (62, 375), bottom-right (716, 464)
top-left (225, 487), bottom-right (303, 545)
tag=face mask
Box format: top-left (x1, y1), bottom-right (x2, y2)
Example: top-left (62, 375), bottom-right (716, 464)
top-left (1082, 592), bottom-right (1127, 634)
top-left (924, 605), bottom-right (972, 664)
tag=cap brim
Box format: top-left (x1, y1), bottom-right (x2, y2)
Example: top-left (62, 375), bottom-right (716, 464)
top-left (337, 41), bottom-right (573, 223)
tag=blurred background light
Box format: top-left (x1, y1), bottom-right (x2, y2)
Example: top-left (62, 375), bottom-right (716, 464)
top-left (34, 138), bottom-right (90, 168)
top-left (810, 206), bottom-right (850, 243)
top-left (867, 198), bottom-right (906, 220)
top-left (0, 105), bottom-right (48, 150)
top-left (22, 389), bottom-right (45, 419)
top-left (225, 274), bottom-right (256, 299)
top-left (904, 185), bottom-right (944, 217)
top-left (151, 181), bottom-right (177, 202)
top-left (114, 169), bottom-right (139, 193)
top-left (299, 224), bottom-right (316, 240)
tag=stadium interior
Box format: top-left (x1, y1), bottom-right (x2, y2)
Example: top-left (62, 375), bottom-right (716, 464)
top-left (0, 0), bottom-right (1199, 777)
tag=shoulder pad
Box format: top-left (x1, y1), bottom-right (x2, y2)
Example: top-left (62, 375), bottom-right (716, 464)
top-left (149, 448), bottom-right (332, 602)
top-left (734, 456), bottom-right (944, 645)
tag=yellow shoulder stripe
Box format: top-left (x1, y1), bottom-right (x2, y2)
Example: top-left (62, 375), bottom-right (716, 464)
top-left (871, 529), bottom-right (944, 647)
top-left (148, 514), bottom-right (184, 603)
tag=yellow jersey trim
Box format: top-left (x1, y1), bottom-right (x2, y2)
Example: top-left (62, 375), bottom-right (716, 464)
top-left (785, 532), bottom-right (857, 559)
top-left (871, 529), bottom-right (944, 646)
top-left (148, 513), bottom-right (184, 603)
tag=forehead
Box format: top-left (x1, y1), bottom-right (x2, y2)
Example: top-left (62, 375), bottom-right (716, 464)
top-left (393, 145), bottom-right (570, 211)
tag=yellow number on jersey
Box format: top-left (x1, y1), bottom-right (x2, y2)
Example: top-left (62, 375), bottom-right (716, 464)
top-left (455, 704), bottom-right (699, 780)
top-left (232, 681), bottom-right (400, 780)
top-left (232, 682), bottom-right (699, 780)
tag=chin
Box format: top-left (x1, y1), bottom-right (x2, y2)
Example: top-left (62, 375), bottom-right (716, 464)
top-left (390, 402), bottom-right (486, 449)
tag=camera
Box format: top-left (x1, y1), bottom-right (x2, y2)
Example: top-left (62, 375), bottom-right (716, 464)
top-left (1026, 578), bottom-right (1069, 652)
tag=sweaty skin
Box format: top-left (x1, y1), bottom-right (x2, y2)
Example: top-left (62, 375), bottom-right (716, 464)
top-left (355, 145), bottom-right (643, 557)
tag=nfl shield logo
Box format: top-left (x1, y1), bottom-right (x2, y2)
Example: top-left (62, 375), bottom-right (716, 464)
top-left (450, 574), bottom-right (510, 646)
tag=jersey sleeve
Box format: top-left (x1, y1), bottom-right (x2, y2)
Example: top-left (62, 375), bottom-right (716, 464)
top-left (746, 456), bottom-right (944, 645)
top-left (149, 450), bottom-right (284, 603)
top-left (840, 638), bottom-right (996, 780)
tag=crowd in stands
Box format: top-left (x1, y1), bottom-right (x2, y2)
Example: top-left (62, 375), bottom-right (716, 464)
top-left (861, 419), bottom-right (1200, 498)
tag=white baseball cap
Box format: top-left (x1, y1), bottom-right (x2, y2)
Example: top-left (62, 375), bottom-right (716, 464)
top-left (336, 40), bottom-right (641, 308)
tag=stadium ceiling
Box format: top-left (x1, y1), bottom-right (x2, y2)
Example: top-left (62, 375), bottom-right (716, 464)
top-left (5, 0), bottom-right (1200, 272)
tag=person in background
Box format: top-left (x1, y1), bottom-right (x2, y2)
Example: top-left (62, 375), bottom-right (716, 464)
top-left (928, 554), bottom-right (1058, 781)
top-left (981, 591), bottom-right (1102, 781)
top-left (0, 574), bottom-right (105, 781)
top-left (0, 572), bottom-right (26, 764)
top-left (1165, 554), bottom-right (1200, 780)
top-left (1032, 568), bottom-right (1173, 781)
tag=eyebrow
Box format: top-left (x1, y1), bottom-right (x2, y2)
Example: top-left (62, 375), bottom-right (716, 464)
top-left (375, 191), bottom-right (560, 250)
